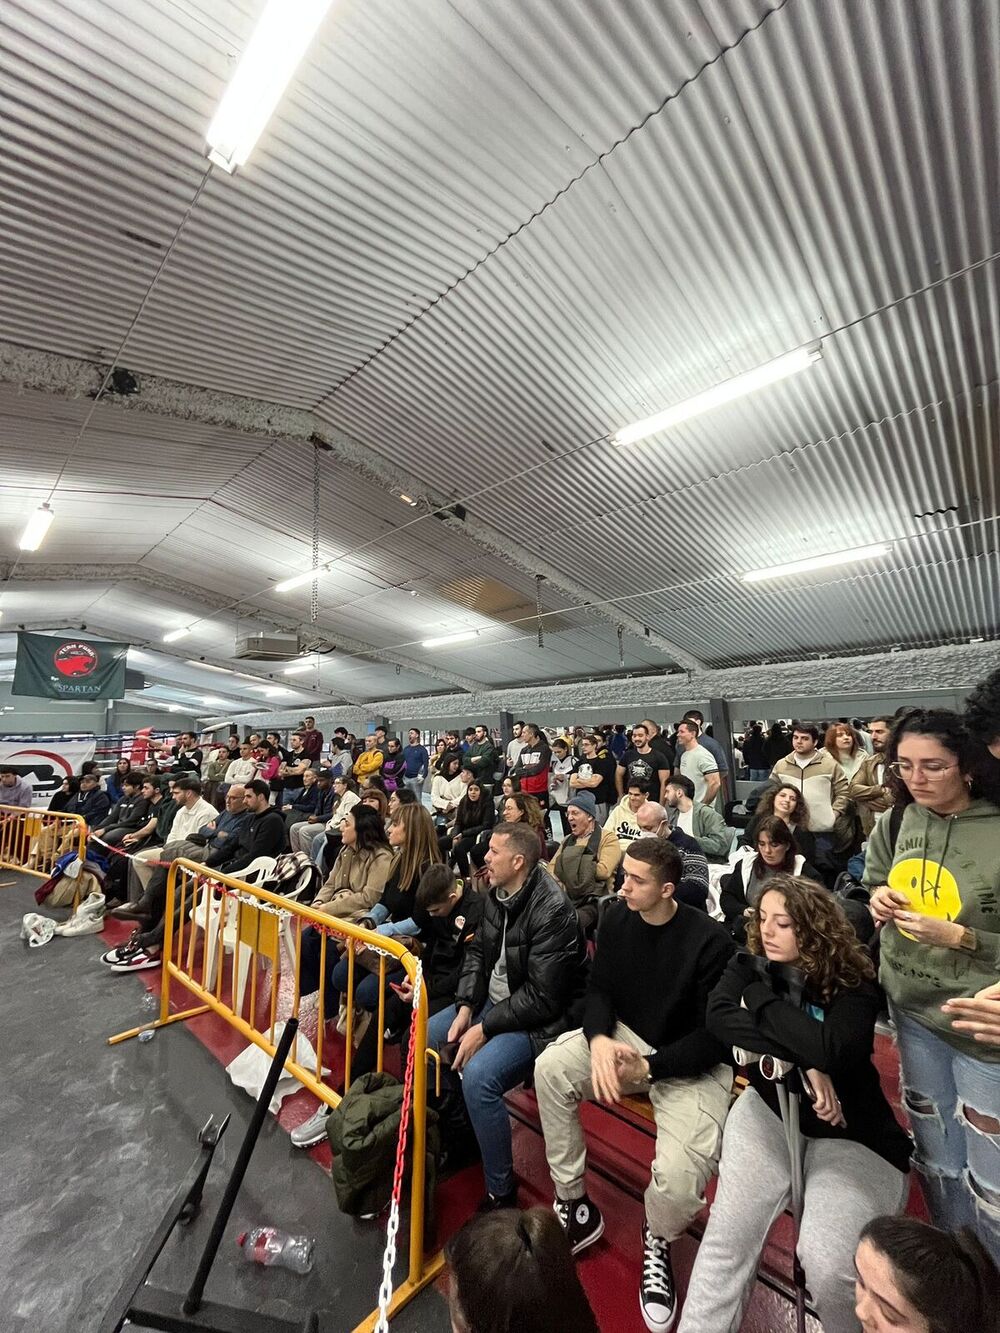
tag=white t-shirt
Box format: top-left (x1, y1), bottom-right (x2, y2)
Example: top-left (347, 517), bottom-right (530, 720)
top-left (680, 746), bottom-right (718, 804)
top-left (505, 737), bottom-right (525, 769)
top-left (676, 808), bottom-right (694, 837)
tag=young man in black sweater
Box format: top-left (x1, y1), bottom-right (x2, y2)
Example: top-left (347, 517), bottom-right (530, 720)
top-left (533, 837), bottom-right (734, 1333)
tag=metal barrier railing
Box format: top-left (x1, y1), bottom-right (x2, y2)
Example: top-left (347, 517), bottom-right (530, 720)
top-left (108, 858), bottom-right (444, 1330)
top-left (0, 805), bottom-right (88, 880)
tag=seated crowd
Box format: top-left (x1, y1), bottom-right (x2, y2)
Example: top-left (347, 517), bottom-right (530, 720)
top-left (16, 673), bottom-right (1000, 1332)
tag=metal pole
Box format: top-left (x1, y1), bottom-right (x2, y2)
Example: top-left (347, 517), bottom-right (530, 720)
top-left (182, 1016), bottom-right (299, 1314)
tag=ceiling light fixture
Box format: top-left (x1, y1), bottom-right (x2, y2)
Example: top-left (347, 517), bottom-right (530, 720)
top-left (741, 542), bottom-right (892, 583)
top-left (613, 342), bottom-right (823, 447)
top-left (254, 686), bottom-right (293, 697)
top-left (397, 492), bottom-right (418, 507)
top-left (201, 696), bottom-right (231, 707)
top-left (274, 566), bottom-right (328, 593)
top-left (283, 659), bottom-right (317, 675)
top-left (421, 630), bottom-right (480, 649)
top-left (163, 627), bottom-right (192, 643)
top-left (205, 0), bottom-right (334, 173)
top-left (18, 503), bottom-right (55, 551)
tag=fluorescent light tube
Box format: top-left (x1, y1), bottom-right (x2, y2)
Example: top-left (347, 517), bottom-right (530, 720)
top-left (163, 627), bottom-right (191, 643)
top-left (184, 660), bottom-right (234, 674)
top-left (613, 343), bottom-right (823, 447)
top-left (422, 630), bottom-right (479, 649)
top-left (283, 660), bottom-right (317, 675)
top-left (19, 503), bottom-right (55, 551)
top-left (741, 543), bottom-right (892, 583)
top-left (205, 0), bottom-right (334, 173)
top-left (274, 567), bottom-right (327, 593)
top-left (253, 686), bottom-right (293, 697)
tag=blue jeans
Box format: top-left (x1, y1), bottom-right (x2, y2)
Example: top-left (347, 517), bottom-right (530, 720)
top-left (892, 1007), bottom-right (1000, 1261)
top-left (748, 768), bottom-right (770, 782)
top-left (428, 1001), bottom-right (535, 1197)
top-left (330, 956), bottom-right (404, 1011)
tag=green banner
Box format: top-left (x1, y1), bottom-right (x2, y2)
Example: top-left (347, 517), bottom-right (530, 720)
top-left (12, 632), bottom-right (129, 701)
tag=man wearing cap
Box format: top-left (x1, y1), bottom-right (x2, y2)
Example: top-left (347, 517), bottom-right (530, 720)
top-left (548, 791), bottom-right (622, 933)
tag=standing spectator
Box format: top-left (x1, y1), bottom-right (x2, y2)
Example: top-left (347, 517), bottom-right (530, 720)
top-left (568, 733), bottom-right (617, 823)
top-left (549, 737), bottom-right (577, 815)
top-left (641, 718), bottom-right (676, 774)
top-left (765, 721), bottom-right (790, 769)
top-left (608, 723), bottom-right (628, 762)
top-left (299, 716), bottom-right (323, 763)
top-left (466, 724), bottom-right (499, 781)
top-left (536, 837), bottom-right (733, 1332)
top-left (683, 711), bottom-right (729, 799)
top-left (511, 723), bottom-right (551, 809)
top-left (770, 722), bottom-right (849, 858)
top-left (965, 665), bottom-right (1000, 800)
top-left (741, 722), bottom-right (769, 781)
top-left (428, 822), bottom-right (589, 1210)
top-left (663, 774), bottom-right (731, 861)
top-left (353, 733), bottom-right (384, 784)
top-left (616, 722), bottom-right (670, 802)
top-left (866, 709), bottom-right (1000, 1262)
top-left (825, 721), bottom-right (866, 780)
top-left (680, 878), bottom-right (911, 1333)
top-left (505, 721), bottom-right (526, 774)
top-left (381, 737), bottom-right (407, 793)
top-left (849, 715), bottom-right (894, 836)
top-left (402, 727), bottom-right (430, 801)
top-left (675, 720), bottom-right (720, 808)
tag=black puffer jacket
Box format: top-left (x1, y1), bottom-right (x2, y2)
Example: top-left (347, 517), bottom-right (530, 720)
top-left (455, 864), bottom-right (589, 1054)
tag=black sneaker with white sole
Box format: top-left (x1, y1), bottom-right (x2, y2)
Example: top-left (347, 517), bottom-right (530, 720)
top-left (639, 1223), bottom-right (676, 1332)
top-left (553, 1194), bottom-right (605, 1255)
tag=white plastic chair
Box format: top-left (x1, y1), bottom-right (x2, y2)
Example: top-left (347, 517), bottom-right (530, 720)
top-left (189, 856), bottom-right (277, 1014)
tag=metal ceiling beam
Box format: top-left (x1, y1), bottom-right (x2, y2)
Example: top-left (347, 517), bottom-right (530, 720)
top-left (0, 560), bottom-right (485, 693)
top-left (0, 342), bottom-right (706, 671)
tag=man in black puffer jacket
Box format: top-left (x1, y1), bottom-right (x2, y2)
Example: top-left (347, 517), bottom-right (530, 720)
top-left (428, 821), bottom-right (589, 1210)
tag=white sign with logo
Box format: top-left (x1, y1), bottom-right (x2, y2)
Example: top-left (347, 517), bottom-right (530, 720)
top-left (0, 739), bottom-right (98, 806)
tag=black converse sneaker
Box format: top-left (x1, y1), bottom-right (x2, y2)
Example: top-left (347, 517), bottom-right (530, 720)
top-left (552, 1195), bottom-right (604, 1255)
top-left (639, 1223), bottom-right (676, 1332)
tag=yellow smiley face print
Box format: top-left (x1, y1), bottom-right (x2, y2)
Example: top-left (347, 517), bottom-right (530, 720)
top-left (888, 858), bottom-right (963, 941)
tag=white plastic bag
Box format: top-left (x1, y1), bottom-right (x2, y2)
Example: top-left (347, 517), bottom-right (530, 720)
top-left (225, 1022), bottom-right (330, 1113)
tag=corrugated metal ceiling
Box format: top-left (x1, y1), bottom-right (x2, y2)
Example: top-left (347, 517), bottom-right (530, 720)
top-left (0, 0), bottom-right (997, 705)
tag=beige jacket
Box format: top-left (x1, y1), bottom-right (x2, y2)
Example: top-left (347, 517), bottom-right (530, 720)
top-left (848, 752), bottom-right (892, 835)
top-left (770, 749), bottom-right (849, 833)
top-left (313, 845), bottom-right (394, 923)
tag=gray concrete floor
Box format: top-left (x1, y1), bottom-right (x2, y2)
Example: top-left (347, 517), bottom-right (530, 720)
top-left (0, 874), bottom-right (449, 1333)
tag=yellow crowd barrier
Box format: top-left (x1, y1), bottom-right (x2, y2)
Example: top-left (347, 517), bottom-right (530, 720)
top-left (108, 858), bottom-right (444, 1330)
top-left (0, 804), bottom-right (87, 880)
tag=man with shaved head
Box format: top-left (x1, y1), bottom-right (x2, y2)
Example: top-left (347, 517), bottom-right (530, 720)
top-left (636, 800), bottom-right (709, 912)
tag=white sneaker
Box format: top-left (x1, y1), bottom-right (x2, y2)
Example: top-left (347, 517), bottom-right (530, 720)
top-left (58, 911), bottom-right (106, 937)
top-left (290, 1105), bottom-right (331, 1148)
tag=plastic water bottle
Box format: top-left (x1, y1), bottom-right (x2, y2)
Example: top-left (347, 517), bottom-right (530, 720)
top-left (238, 1227), bottom-right (315, 1274)
top-left (141, 991), bottom-right (159, 1011)
top-left (138, 1029), bottom-right (156, 1043)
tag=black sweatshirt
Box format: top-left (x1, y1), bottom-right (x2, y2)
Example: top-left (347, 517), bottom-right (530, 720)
top-left (206, 806), bottom-right (286, 875)
top-left (707, 953), bottom-right (911, 1173)
top-left (582, 900), bottom-right (734, 1080)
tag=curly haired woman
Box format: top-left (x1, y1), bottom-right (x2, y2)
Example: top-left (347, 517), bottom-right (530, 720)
top-left (678, 876), bottom-right (911, 1333)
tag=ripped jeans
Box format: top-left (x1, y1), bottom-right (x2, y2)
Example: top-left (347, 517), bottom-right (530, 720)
top-left (892, 1006), bottom-right (1000, 1262)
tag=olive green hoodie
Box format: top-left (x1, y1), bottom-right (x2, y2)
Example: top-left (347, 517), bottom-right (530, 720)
top-left (864, 799), bottom-right (1000, 1059)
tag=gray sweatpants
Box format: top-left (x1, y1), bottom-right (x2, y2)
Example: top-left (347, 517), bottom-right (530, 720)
top-left (678, 1086), bottom-right (908, 1333)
